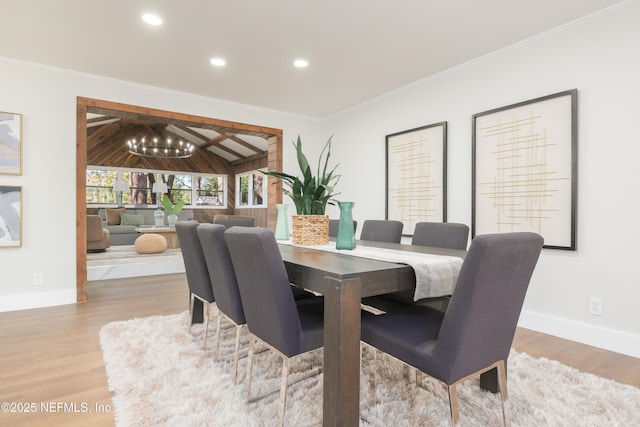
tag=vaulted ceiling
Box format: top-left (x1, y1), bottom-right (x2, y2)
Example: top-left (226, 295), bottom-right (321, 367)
top-left (86, 112), bottom-right (271, 173)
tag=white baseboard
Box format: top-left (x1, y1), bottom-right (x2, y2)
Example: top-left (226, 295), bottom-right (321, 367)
top-left (0, 289), bottom-right (77, 313)
top-left (519, 309), bottom-right (640, 359)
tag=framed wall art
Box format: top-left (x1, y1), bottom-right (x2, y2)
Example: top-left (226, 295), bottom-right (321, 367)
top-left (0, 111), bottom-right (22, 175)
top-left (472, 89), bottom-right (577, 250)
top-left (0, 185), bottom-right (22, 247)
top-left (386, 122), bottom-right (447, 236)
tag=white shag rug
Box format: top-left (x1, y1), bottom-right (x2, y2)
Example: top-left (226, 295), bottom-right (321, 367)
top-left (99, 312), bottom-right (640, 426)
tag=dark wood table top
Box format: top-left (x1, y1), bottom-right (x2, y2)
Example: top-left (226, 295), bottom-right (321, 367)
top-left (355, 239), bottom-right (467, 259)
top-left (278, 240), bottom-right (466, 298)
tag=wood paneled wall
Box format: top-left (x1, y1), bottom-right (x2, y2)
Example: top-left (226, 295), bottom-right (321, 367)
top-left (87, 135), bottom-right (235, 176)
top-left (87, 113), bottom-right (271, 221)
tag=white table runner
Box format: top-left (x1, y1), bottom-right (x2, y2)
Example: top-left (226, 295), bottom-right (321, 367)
top-left (280, 241), bottom-right (463, 300)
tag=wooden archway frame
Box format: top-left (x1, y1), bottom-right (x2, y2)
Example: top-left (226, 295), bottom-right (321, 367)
top-left (76, 97), bottom-right (283, 302)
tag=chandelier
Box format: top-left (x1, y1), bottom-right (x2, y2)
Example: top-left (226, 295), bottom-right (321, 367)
top-left (127, 136), bottom-right (195, 159)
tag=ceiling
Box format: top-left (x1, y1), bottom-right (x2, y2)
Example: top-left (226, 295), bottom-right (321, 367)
top-left (86, 112), bottom-right (270, 165)
top-left (0, 0), bottom-right (623, 119)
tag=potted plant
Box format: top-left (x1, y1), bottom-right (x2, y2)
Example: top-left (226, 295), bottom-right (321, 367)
top-left (161, 194), bottom-right (185, 228)
top-left (262, 135), bottom-right (340, 245)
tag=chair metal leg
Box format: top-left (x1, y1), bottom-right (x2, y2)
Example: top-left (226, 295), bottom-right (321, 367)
top-left (212, 313), bottom-right (243, 384)
top-left (214, 313), bottom-right (222, 360)
top-left (444, 361), bottom-right (507, 426)
top-left (447, 384), bottom-right (459, 426)
top-left (408, 366), bottom-right (417, 384)
top-left (245, 336), bottom-right (255, 396)
top-left (279, 357), bottom-right (290, 427)
top-left (233, 324), bottom-right (242, 384)
top-left (242, 335), bottom-right (319, 424)
top-left (497, 360), bottom-right (509, 427)
top-left (363, 344), bottom-right (507, 426)
top-left (202, 302), bottom-right (210, 349)
top-left (188, 293), bottom-right (195, 330)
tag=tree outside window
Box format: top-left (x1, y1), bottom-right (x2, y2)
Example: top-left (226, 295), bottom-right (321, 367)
top-left (86, 169), bottom-right (118, 204)
top-left (236, 170), bottom-right (267, 208)
top-left (86, 167), bottom-right (227, 208)
top-left (162, 173), bottom-right (192, 205)
top-left (196, 175), bottom-right (225, 206)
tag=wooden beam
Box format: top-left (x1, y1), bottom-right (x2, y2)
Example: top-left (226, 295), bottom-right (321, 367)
top-left (87, 115), bottom-right (120, 124)
top-left (198, 133), bottom-right (227, 149)
top-left (173, 126), bottom-right (245, 159)
top-left (231, 151), bottom-right (268, 166)
top-left (78, 97), bottom-right (281, 138)
top-left (224, 132), bottom-right (261, 154)
top-left (76, 102), bottom-right (88, 304)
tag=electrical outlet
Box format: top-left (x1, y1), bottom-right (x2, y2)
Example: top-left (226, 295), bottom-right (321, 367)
top-left (589, 297), bottom-right (603, 316)
top-left (33, 273), bottom-right (44, 287)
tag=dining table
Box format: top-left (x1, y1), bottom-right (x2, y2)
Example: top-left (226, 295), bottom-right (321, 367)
top-left (277, 240), bottom-right (467, 426)
top-left (188, 238), bottom-right (499, 425)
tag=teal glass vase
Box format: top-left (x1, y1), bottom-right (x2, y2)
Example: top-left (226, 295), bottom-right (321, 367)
top-left (275, 204), bottom-right (289, 240)
top-left (336, 201), bottom-right (356, 250)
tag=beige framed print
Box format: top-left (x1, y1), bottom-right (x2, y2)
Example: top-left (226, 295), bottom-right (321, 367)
top-left (0, 185), bottom-right (22, 247)
top-left (0, 111), bottom-right (22, 175)
top-left (472, 89), bottom-right (577, 250)
top-left (386, 122), bottom-right (447, 236)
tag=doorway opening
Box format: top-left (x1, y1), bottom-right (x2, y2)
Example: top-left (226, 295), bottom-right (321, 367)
top-left (76, 97), bottom-right (283, 302)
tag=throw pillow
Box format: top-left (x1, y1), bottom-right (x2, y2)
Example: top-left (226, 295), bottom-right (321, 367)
top-left (120, 213), bottom-right (145, 226)
top-left (105, 208), bottom-right (126, 225)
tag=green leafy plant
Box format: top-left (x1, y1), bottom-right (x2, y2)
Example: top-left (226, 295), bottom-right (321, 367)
top-left (262, 135), bottom-right (340, 215)
top-left (161, 194), bottom-right (185, 215)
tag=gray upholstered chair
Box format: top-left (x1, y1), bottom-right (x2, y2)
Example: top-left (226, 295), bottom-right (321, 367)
top-left (196, 223), bottom-right (246, 382)
top-left (86, 215), bottom-right (110, 252)
top-left (175, 221), bottom-right (216, 348)
top-left (360, 219), bottom-right (403, 243)
top-left (328, 219), bottom-right (357, 237)
top-left (361, 232), bottom-right (544, 426)
top-left (357, 219), bottom-right (407, 312)
top-left (213, 216), bottom-right (255, 228)
top-left (411, 222), bottom-right (469, 250)
top-left (364, 221), bottom-right (470, 312)
top-left (224, 227), bottom-right (324, 426)
top-left (362, 221), bottom-right (470, 312)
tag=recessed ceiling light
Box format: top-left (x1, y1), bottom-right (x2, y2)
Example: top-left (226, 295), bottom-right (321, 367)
top-left (293, 59), bottom-right (309, 68)
top-left (142, 14), bottom-right (163, 26)
top-left (210, 58), bottom-right (226, 67)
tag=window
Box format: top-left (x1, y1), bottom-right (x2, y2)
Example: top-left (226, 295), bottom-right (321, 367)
top-left (236, 170), bottom-right (267, 208)
top-left (129, 172), bottom-right (153, 205)
top-left (162, 173), bottom-right (192, 206)
top-left (86, 169), bottom-right (118, 204)
top-left (86, 166), bottom-right (227, 209)
top-left (195, 175), bottom-right (226, 206)
top-left (119, 171), bottom-right (132, 205)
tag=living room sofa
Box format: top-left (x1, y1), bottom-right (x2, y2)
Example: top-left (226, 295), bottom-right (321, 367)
top-left (97, 208), bottom-right (194, 245)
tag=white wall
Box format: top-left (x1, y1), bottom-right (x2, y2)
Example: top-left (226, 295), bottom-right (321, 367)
top-left (0, 58), bottom-right (322, 312)
top-left (1, 1), bottom-right (638, 358)
top-left (323, 2), bottom-right (640, 357)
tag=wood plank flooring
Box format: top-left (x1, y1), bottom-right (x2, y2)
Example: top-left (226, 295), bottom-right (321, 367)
top-left (0, 274), bottom-right (638, 426)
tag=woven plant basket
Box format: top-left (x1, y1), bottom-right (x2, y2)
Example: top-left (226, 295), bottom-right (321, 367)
top-left (291, 215), bottom-right (329, 245)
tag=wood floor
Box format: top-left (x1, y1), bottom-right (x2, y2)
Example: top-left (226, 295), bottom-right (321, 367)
top-left (0, 274), bottom-right (638, 426)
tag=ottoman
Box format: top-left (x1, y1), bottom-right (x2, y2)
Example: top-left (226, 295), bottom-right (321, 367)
top-left (135, 233), bottom-right (168, 254)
